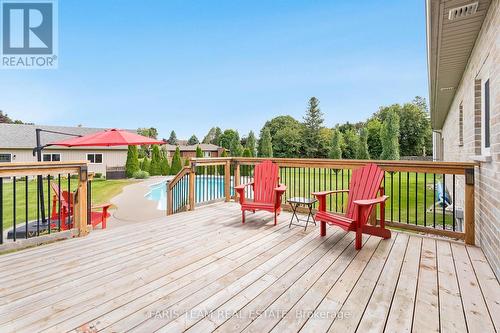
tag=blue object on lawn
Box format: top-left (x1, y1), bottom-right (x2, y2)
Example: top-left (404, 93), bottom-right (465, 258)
top-left (435, 182), bottom-right (452, 207)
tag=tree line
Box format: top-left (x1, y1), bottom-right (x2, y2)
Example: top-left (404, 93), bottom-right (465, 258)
top-left (199, 96), bottom-right (432, 160)
top-left (126, 96), bottom-right (433, 178)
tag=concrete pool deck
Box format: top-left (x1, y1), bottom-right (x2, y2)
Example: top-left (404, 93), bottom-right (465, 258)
top-left (107, 176), bottom-right (172, 226)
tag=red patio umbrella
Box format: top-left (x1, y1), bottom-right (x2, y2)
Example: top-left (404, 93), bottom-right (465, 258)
top-left (49, 128), bottom-right (164, 147)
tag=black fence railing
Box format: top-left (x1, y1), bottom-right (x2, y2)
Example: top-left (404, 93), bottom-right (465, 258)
top-left (0, 162), bottom-right (89, 247)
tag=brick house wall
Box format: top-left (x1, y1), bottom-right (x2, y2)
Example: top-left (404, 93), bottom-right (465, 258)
top-left (440, 0), bottom-right (499, 278)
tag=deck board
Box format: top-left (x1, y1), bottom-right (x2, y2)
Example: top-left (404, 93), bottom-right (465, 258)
top-left (0, 202), bottom-right (497, 333)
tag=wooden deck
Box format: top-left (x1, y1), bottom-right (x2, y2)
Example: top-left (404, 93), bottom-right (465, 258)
top-left (0, 203), bottom-right (498, 333)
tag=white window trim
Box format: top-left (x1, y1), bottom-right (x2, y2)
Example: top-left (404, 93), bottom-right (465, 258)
top-left (42, 153), bottom-right (62, 162)
top-left (86, 153), bottom-right (103, 164)
top-left (481, 79), bottom-right (491, 156)
top-left (203, 151), bottom-right (211, 157)
top-left (0, 153), bottom-right (12, 163)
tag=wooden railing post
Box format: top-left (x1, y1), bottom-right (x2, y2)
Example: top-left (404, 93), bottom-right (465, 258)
top-left (166, 180), bottom-right (173, 215)
top-left (74, 165), bottom-right (89, 236)
top-left (464, 168), bottom-right (475, 245)
top-left (224, 161), bottom-right (231, 202)
top-left (233, 161), bottom-right (240, 200)
top-left (189, 164), bottom-right (196, 211)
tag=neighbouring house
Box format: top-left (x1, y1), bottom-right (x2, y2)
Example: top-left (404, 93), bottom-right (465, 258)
top-left (427, 0), bottom-right (499, 277)
top-left (0, 123), bottom-right (130, 177)
top-left (163, 143), bottom-right (225, 159)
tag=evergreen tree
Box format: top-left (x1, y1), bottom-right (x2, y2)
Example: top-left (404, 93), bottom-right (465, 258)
top-left (149, 145), bottom-right (162, 176)
top-left (366, 119), bottom-right (383, 159)
top-left (218, 149), bottom-right (228, 174)
top-left (213, 127), bottom-right (222, 145)
top-left (170, 147), bottom-right (183, 175)
top-left (380, 110), bottom-right (400, 160)
top-left (241, 148), bottom-right (252, 176)
top-left (167, 130), bottom-right (178, 145)
top-left (341, 129), bottom-right (359, 159)
top-left (302, 97), bottom-right (324, 157)
top-left (329, 129), bottom-right (343, 159)
top-left (356, 128), bottom-right (370, 159)
top-left (202, 127), bottom-right (216, 144)
top-left (196, 145), bottom-right (203, 158)
top-left (188, 134), bottom-right (199, 145)
top-left (184, 158), bottom-right (190, 166)
top-left (125, 145), bottom-right (140, 178)
top-left (141, 158), bottom-right (151, 173)
top-left (160, 157), bottom-right (170, 176)
top-left (259, 127), bottom-right (273, 157)
top-left (246, 131), bottom-right (256, 156)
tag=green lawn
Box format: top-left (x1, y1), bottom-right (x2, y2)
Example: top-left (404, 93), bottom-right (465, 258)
top-left (241, 166), bottom-right (456, 228)
top-left (1, 178), bottom-right (135, 230)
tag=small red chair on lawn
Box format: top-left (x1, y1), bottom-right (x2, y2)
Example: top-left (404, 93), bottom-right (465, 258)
top-left (235, 160), bottom-right (287, 225)
top-left (313, 163), bottom-right (391, 249)
top-left (50, 183), bottom-right (111, 230)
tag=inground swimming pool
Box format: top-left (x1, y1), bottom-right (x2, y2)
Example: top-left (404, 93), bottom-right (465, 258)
top-left (145, 176), bottom-right (235, 210)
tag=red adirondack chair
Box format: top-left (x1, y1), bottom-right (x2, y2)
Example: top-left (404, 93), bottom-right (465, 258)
top-left (234, 160), bottom-right (287, 225)
top-left (313, 163), bottom-right (391, 249)
top-left (50, 183), bottom-right (111, 230)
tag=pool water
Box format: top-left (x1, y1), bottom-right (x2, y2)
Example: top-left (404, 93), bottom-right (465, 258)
top-left (145, 176), bottom-right (235, 211)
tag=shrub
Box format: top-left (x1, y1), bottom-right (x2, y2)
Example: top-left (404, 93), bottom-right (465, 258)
top-left (94, 173), bottom-right (103, 179)
top-left (141, 158), bottom-right (151, 173)
top-left (125, 145), bottom-right (140, 178)
top-left (170, 147), bottom-right (182, 175)
top-left (160, 157), bottom-right (170, 176)
top-left (149, 145), bottom-right (162, 176)
top-left (133, 170), bottom-right (150, 179)
top-left (196, 145), bottom-right (203, 158)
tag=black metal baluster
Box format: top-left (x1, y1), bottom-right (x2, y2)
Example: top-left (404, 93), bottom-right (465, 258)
top-left (415, 173), bottom-right (418, 225)
top-left (87, 179), bottom-right (92, 226)
top-left (67, 174), bottom-right (71, 230)
top-left (47, 175), bottom-right (51, 233)
top-left (302, 167), bottom-right (305, 198)
top-left (25, 176), bottom-right (29, 238)
top-left (406, 172), bottom-right (410, 224)
top-left (390, 172), bottom-right (394, 222)
top-left (13, 176), bottom-right (16, 241)
top-left (442, 174), bottom-right (446, 229)
top-left (452, 175), bottom-right (456, 231)
top-left (0, 177), bottom-right (3, 244)
top-left (335, 169), bottom-right (338, 212)
top-left (329, 169), bottom-right (333, 211)
top-left (58, 174), bottom-right (61, 231)
top-left (398, 172), bottom-right (401, 223)
top-left (341, 169), bottom-right (344, 213)
top-left (37, 176), bottom-right (40, 236)
top-left (433, 174), bottom-right (436, 228)
top-left (424, 173), bottom-right (427, 227)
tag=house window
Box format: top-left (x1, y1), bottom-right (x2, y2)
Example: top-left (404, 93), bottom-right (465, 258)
top-left (42, 153), bottom-right (61, 162)
top-left (203, 151), bottom-right (211, 157)
top-left (459, 102), bottom-right (463, 146)
top-left (0, 153), bottom-right (12, 162)
top-left (484, 79), bottom-right (490, 149)
top-left (87, 153), bottom-right (103, 164)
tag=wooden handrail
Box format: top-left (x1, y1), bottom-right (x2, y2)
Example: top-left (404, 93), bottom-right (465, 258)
top-left (167, 166), bottom-right (191, 191)
top-left (0, 161), bottom-right (88, 177)
top-left (192, 157), bottom-right (477, 175)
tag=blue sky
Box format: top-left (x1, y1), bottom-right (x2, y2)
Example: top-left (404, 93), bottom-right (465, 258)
top-left (0, 0), bottom-right (428, 140)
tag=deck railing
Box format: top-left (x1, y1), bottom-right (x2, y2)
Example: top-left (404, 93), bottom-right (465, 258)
top-left (0, 161), bottom-right (89, 250)
top-left (168, 157), bottom-right (477, 244)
